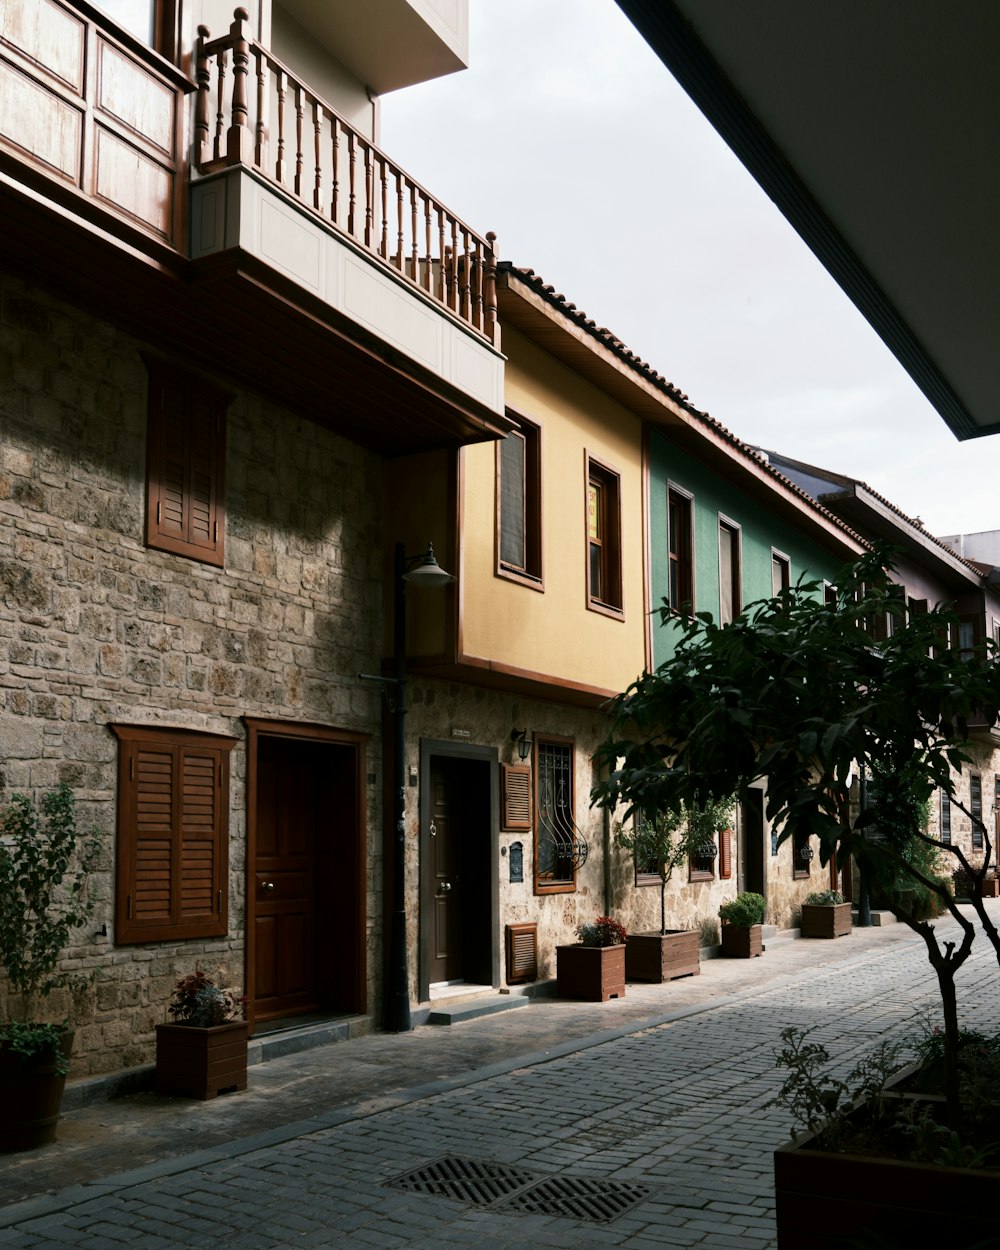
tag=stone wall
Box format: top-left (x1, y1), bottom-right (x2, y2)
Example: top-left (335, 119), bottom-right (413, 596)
top-left (0, 272), bottom-right (384, 1075)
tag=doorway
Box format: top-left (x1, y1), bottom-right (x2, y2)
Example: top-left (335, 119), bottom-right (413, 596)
top-left (244, 719), bottom-right (367, 1030)
top-left (419, 741), bottom-right (498, 1000)
top-left (738, 788), bottom-right (766, 897)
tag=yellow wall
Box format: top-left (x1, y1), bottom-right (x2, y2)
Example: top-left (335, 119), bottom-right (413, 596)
top-left (460, 328), bottom-right (647, 696)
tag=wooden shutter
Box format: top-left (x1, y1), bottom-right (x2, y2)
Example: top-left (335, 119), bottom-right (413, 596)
top-left (505, 923), bottom-right (537, 984)
top-left (501, 763), bottom-right (532, 830)
top-left (145, 357), bottom-right (229, 567)
top-left (718, 827), bottom-right (733, 879)
top-left (114, 725), bottom-right (236, 943)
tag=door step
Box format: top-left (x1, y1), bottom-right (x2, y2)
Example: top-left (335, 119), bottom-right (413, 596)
top-left (426, 996), bottom-right (531, 1026)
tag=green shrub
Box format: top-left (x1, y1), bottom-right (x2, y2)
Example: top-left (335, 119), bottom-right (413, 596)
top-left (719, 892), bottom-right (766, 928)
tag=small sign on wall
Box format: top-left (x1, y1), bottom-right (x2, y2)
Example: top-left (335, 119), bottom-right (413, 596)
top-left (509, 841), bottom-right (524, 883)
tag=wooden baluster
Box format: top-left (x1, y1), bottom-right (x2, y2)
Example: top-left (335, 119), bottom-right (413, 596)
top-left (293, 82), bottom-right (304, 198)
top-left (195, 25), bottom-right (211, 166)
top-left (449, 218), bottom-right (459, 311)
top-left (409, 183), bottom-right (418, 281)
top-left (395, 171), bottom-right (404, 270)
top-left (437, 207), bottom-right (446, 303)
top-left (484, 230), bottom-right (499, 348)
top-left (472, 239), bottom-right (484, 331)
top-left (254, 47), bottom-right (267, 169)
top-left (330, 117), bottom-right (339, 223)
top-left (460, 228), bottom-right (472, 324)
top-left (379, 158), bottom-right (388, 258)
top-left (226, 7), bottom-right (252, 165)
top-left (275, 68), bottom-right (286, 184)
top-left (312, 100), bottom-right (322, 210)
top-left (214, 50), bottom-right (227, 163)
top-left (423, 196), bottom-right (432, 292)
top-left (348, 131), bottom-right (357, 238)
top-left (364, 142), bottom-right (373, 248)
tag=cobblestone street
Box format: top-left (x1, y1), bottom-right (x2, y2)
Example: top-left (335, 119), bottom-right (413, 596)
top-left (3, 912), bottom-right (999, 1249)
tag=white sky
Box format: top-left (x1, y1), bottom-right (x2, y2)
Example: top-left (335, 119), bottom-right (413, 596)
top-left (381, 0), bottom-right (1000, 538)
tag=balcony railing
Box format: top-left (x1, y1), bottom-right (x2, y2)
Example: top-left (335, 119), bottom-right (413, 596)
top-left (195, 9), bottom-right (499, 347)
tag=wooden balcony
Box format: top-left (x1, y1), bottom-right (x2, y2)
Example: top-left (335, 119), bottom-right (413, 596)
top-left (0, 2), bottom-right (509, 453)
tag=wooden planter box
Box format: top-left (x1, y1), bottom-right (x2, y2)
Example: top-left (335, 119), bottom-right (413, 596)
top-left (556, 944), bottom-right (625, 1002)
top-left (0, 1028), bottom-right (73, 1152)
top-left (155, 1021), bottom-right (248, 1100)
top-left (981, 875), bottom-right (1000, 898)
top-left (774, 1074), bottom-right (998, 1248)
top-left (625, 930), bottom-right (700, 982)
top-left (720, 923), bottom-right (762, 958)
top-left (800, 902), bottom-right (853, 939)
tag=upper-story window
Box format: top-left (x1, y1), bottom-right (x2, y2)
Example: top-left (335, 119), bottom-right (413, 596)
top-left (144, 358), bottom-right (230, 568)
top-left (667, 485), bottom-right (693, 615)
top-left (496, 413), bottom-right (542, 588)
top-left (772, 550), bottom-right (791, 597)
top-left (586, 457), bottom-right (622, 616)
top-left (718, 517), bottom-right (741, 625)
top-left (98, 0), bottom-right (179, 59)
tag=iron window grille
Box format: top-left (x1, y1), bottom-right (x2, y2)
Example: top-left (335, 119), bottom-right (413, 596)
top-left (535, 738), bottom-right (588, 891)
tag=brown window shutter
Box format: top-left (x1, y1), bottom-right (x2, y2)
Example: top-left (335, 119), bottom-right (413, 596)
top-left (114, 725), bottom-right (235, 944)
top-left (501, 763), bottom-right (532, 830)
top-left (718, 827), bottom-right (733, 879)
top-left (505, 923), bottom-right (537, 984)
top-left (144, 357), bottom-right (229, 568)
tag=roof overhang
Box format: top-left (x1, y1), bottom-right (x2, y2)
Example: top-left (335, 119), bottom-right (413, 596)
top-left (616, 0), bottom-right (1000, 440)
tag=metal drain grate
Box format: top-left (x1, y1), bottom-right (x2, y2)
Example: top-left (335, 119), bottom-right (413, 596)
top-left (500, 1174), bottom-right (651, 1222)
top-left (390, 1155), bottom-right (536, 1205)
top-left (387, 1155), bottom-right (652, 1224)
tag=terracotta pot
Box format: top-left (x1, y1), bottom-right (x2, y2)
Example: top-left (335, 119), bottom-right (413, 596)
top-left (625, 930), bottom-right (700, 982)
top-left (799, 902), bottom-right (853, 939)
top-left (555, 944), bottom-right (625, 1002)
top-left (774, 1070), bottom-right (997, 1249)
top-left (155, 1020), bottom-right (248, 1100)
top-left (720, 923), bottom-right (763, 958)
top-left (0, 1027), bottom-right (73, 1152)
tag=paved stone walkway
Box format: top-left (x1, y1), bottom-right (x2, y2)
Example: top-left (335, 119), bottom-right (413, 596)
top-left (2, 911), bottom-right (999, 1249)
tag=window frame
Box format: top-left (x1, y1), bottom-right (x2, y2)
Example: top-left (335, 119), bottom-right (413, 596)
top-left (144, 356), bottom-right (230, 568)
top-left (533, 734), bottom-right (578, 895)
top-left (689, 832), bottom-right (717, 882)
top-left (771, 549), bottom-right (791, 598)
top-left (718, 514), bottom-right (742, 625)
top-left (585, 455), bottom-right (623, 618)
top-left (971, 773), bottom-right (983, 849)
top-left (940, 787), bottom-right (952, 845)
top-left (666, 483), bottom-right (694, 616)
top-left (496, 410), bottom-right (543, 590)
top-left (112, 723), bottom-right (236, 944)
top-left (792, 828), bottom-right (813, 879)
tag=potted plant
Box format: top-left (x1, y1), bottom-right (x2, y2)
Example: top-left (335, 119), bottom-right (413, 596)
top-left (616, 799), bottom-right (731, 982)
top-left (556, 916), bottom-right (627, 1002)
top-left (155, 965), bottom-right (248, 1100)
top-left (0, 784), bottom-right (99, 1152)
top-left (718, 891), bottom-right (766, 957)
top-left (799, 889), bottom-right (852, 939)
top-left (770, 1024), bottom-right (1000, 1249)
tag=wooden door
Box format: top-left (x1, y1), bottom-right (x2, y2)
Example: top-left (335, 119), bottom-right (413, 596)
top-left (253, 738), bottom-right (322, 1020)
top-left (739, 789), bottom-right (765, 896)
top-left (429, 757), bottom-right (463, 984)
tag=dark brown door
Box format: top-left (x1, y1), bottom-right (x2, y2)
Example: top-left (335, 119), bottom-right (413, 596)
top-left (429, 757), bottom-right (462, 984)
top-left (739, 789), bottom-right (765, 896)
top-left (426, 755), bottom-right (492, 988)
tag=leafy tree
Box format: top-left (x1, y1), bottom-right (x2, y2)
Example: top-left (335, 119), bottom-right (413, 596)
top-left (594, 548), bottom-right (1000, 1127)
top-left (615, 796), bottom-right (733, 935)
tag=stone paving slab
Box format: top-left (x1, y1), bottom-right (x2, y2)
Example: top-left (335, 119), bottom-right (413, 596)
top-left (2, 909), bottom-right (999, 1248)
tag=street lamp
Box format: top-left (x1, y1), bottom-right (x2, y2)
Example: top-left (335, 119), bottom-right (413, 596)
top-left (385, 541), bottom-right (454, 1033)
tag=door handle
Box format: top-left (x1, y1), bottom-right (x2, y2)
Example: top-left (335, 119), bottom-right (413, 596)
top-left (261, 880), bottom-right (275, 893)
top-left (439, 881), bottom-right (452, 893)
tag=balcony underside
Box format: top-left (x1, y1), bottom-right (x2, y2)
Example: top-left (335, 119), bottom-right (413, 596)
top-left (0, 162), bottom-right (511, 455)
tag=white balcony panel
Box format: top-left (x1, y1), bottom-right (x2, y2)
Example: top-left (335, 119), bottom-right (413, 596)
top-left (191, 167), bottom-right (503, 415)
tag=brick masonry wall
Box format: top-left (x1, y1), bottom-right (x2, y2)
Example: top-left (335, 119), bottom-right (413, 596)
top-left (0, 273), bottom-right (384, 1075)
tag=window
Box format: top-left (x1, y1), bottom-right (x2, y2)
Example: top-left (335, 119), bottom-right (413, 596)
top-left (689, 832), bottom-right (717, 881)
top-left (534, 737), bottom-right (581, 892)
top-left (113, 724), bottom-right (236, 943)
top-left (497, 413), bottom-right (541, 587)
top-left (958, 618), bottom-right (977, 661)
top-left (667, 486), bottom-right (693, 614)
top-left (772, 551), bottom-right (790, 598)
top-left (99, 0), bottom-right (181, 61)
top-left (940, 788), bottom-right (952, 845)
top-left (793, 829), bottom-right (813, 879)
top-left (632, 816), bottom-right (661, 887)
top-left (586, 457), bottom-right (622, 615)
top-left (718, 518), bottom-right (741, 625)
top-left (971, 773), bottom-right (983, 849)
top-left (145, 357), bottom-right (230, 567)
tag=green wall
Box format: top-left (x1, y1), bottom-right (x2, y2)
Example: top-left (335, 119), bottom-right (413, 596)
top-left (649, 430), bottom-right (847, 667)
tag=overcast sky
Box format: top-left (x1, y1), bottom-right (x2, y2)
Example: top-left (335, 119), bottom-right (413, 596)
top-left (381, 0), bottom-right (1000, 539)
